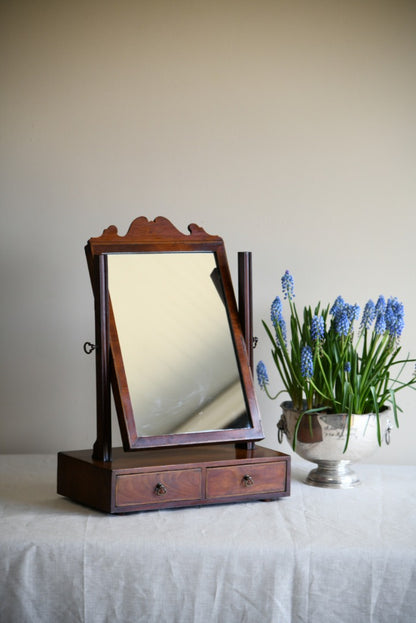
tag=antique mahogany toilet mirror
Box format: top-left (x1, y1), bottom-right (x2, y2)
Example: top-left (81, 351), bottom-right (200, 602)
top-left (57, 217), bottom-right (290, 513)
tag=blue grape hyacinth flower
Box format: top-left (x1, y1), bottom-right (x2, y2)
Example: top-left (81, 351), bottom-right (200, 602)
top-left (270, 296), bottom-right (282, 323)
top-left (311, 315), bottom-right (325, 342)
top-left (256, 361), bottom-right (269, 390)
top-left (330, 295), bottom-right (345, 317)
top-left (385, 297), bottom-right (404, 340)
top-left (360, 299), bottom-right (376, 332)
top-left (335, 309), bottom-right (351, 337)
top-left (331, 298), bottom-right (359, 337)
top-left (375, 295), bottom-right (386, 314)
top-left (375, 311), bottom-right (386, 335)
top-left (374, 294), bottom-right (387, 335)
top-left (275, 314), bottom-right (287, 347)
top-left (300, 345), bottom-right (314, 379)
top-left (270, 296), bottom-right (287, 346)
top-left (281, 270), bottom-right (295, 301)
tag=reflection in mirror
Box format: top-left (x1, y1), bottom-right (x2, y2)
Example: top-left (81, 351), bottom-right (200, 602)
top-left (108, 252), bottom-right (250, 437)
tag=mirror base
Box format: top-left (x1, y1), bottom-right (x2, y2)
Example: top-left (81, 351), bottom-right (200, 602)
top-left (57, 445), bottom-right (290, 514)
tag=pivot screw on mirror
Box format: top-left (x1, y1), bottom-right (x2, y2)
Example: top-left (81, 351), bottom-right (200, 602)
top-left (83, 342), bottom-right (96, 355)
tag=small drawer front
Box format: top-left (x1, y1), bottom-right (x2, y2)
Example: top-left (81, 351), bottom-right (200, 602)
top-left (206, 462), bottom-right (287, 499)
top-left (116, 468), bottom-right (202, 507)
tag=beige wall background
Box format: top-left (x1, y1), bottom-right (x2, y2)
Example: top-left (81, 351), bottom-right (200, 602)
top-left (1, 0), bottom-right (415, 464)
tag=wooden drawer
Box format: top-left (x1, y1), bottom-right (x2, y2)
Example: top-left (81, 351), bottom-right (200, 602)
top-left (206, 462), bottom-right (287, 499)
top-left (115, 468), bottom-right (202, 508)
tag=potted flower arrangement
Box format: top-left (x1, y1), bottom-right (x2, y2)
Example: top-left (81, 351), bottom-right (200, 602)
top-left (256, 270), bottom-right (416, 487)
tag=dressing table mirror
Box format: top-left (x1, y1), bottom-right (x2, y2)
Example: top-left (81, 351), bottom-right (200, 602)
top-left (58, 217), bottom-right (290, 513)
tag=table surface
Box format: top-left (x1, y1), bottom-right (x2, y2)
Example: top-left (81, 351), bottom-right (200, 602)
top-left (1, 452), bottom-right (415, 623)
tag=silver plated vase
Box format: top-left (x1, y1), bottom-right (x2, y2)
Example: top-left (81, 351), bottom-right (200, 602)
top-left (278, 401), bottom-right (392, 488)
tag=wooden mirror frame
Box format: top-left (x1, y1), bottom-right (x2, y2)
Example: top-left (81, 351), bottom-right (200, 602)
top-left (86, 216), bottom-right (264, 459)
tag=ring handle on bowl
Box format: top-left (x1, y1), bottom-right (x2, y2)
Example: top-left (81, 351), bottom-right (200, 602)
top-left (385, 419), bottom-right (392, 446)
top-left (277, 416), bottom-right (287, 444)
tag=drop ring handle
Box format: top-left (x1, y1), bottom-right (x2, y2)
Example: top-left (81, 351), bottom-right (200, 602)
top-left (242, 474), bottom-right (254, 487)
top-left (277, 415), bottom-right (287, 444)
top-left (155, 482), bottom-right (167, 496)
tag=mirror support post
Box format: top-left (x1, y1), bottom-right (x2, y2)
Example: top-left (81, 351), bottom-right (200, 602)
top-left (92, 253), bottom-right (112, 462)
top-left (238, 252), bottom-right (253, 372)
top-left (237, 252), bottom-right (256, 452)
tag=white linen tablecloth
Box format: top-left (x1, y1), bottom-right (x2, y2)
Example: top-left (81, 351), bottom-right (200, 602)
top-left (0, 453), bottom-right (415, 623)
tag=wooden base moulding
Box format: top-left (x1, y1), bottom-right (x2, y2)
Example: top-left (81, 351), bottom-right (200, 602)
top-left (57, 444), bottom-right (290, 514)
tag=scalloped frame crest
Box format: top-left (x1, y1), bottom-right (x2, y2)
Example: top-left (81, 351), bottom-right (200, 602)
top-left (89, 216), bottom-right (223, 249)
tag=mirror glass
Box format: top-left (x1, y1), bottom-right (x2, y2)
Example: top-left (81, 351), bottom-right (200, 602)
top-left (108, 252), bottom-right (251, 437)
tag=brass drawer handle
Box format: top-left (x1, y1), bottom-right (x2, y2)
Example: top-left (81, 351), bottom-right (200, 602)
top-left (242, 474), bottom-right (254, 487)
top-left (155, 482), bottom-right (167, 496)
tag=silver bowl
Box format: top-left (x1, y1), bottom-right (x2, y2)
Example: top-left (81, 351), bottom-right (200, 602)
top-left (278, 401), bottom-right (392, 488)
